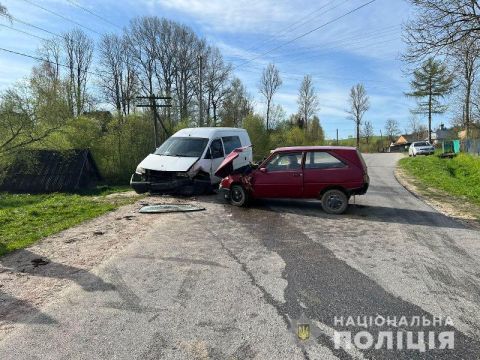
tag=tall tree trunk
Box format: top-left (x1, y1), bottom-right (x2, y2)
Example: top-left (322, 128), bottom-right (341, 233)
top-left (465, 81), bottom-right (471, 139)
top-left (356, 119), bottom-right (360, 148)
top-left (266, 99), bottom-right (271, 131)
top-left (428, 91), bottom-right (433, 143)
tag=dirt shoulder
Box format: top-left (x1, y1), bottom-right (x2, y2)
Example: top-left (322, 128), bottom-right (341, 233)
top-left (0, 194), bottom-right (195, 341)
top-left (395, 166), bottom-right (480, 230)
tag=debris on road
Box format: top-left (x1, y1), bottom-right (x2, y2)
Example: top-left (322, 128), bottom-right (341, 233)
top-left (139, 204), bottom-right (206, 214)
top-left (30, 258), bottom-right (49, 267)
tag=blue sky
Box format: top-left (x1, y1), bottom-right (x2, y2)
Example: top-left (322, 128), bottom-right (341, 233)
top-left (0, 0), bottom-right (450, 139)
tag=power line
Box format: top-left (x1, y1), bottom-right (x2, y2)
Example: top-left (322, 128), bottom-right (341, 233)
top-left (20, 0), bottom-right (102, 35)
top-left (233, 0), bottom-right (377, 70)
top-left (0, 23), bottom-right (49, 41)
top-left (0, 46), bottom-right (106, 78)
top-left (65, 0), bottom-right (122, 30)
top-left (269, 25), bottom-right (401, 60)
top-left (241, 0), bottom-right (346, 55)
top-left (227, 24), bottom-right (400, 65)
top-left (11, 15), bottom-right (61, 38)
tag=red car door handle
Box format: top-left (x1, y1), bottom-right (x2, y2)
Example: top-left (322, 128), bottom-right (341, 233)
top-left (293, 173), bottom-right (302, 177)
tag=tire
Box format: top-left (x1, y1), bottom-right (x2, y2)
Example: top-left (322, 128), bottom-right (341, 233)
top-left (321, 189), bottom-right (348, 215)
top-left (230, 184), bottom-right (249, 207)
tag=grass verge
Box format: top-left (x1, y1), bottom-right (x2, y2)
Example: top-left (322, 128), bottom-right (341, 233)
top-left (0, 187), bottom-right (140, 256)
top-left (399, 153), bottom-right (480, 206)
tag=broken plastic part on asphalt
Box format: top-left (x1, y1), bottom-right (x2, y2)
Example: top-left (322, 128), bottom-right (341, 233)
top-left (138, 204), bottom-right (206, 213)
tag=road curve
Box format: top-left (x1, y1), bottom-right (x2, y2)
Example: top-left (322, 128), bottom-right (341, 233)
top-left (0, 153), bottom-right (479, 359)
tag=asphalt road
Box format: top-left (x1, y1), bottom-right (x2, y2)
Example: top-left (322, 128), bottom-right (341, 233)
top-left (1, 153), bottom-right (480, 359)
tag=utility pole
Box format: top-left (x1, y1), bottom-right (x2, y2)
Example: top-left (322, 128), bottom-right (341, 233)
top-left (380, 130), bottom-right (383, 152)
top-left (136, 96), bottom-right (172, 149)
top-left (336, 129), bottom-right (339, 145)
top-left (198, 55), bottom-right (204, 127)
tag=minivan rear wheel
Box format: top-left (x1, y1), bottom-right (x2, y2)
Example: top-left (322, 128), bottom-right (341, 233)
top-left (321, 189), bottom-right (348, 214)
top-left (230, 184), bottom-right (249, 207)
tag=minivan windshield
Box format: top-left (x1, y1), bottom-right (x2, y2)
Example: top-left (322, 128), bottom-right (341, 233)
top-left (414, 142), bottom-right (430, 147)
top-left (154, 137), bottom-right (209, 157)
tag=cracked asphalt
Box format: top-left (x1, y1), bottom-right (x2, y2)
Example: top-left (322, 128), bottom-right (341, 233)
top-left (1, 153), bottom-right (480, 359)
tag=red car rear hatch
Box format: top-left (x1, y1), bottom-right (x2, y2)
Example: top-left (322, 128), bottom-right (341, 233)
top-left (215, 147), bottom-right (249, 178)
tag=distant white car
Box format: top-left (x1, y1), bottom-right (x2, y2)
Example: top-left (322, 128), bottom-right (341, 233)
top-left (408, 141), bottom-right (435, 157)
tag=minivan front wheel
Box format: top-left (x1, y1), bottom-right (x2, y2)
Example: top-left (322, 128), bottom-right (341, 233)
top-left (230, 184), bottom-right (249, 207)
top-left (321, 189), bottom-right (348, 214)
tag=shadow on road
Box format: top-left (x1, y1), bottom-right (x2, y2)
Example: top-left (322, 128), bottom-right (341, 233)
top-left (246, 198), bottom-right (469, 230)
top-left (227, 205), bottom-right (480, 359)
top-left (0, 249), bottom-right (116, 326)
top-left (0, 289), bottom-right (57, 325)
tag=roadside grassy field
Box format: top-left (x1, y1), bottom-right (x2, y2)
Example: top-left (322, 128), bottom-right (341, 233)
top-left (0, 187), bottom-right (140, 256)
top-left (399, 153), bottom-right (480, 206)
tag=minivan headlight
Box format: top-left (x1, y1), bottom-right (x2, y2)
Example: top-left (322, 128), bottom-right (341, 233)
top-left (136, 166), bottom-right (146, 175)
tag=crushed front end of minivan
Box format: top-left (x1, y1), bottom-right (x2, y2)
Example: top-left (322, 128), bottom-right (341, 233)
top-left (130, 128), bottom-right (252, 195)
top-left (130, 136), bottom-right (212, 195)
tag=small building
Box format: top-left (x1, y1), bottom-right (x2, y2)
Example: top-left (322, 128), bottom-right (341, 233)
top-left (435, 124), bottom-right (456, 144)
top-left (0, 149), bottom-right (101, 193)
top-left (394, 134), bottom-right (416, 146)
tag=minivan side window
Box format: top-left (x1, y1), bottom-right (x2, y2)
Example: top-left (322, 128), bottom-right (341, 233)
top-left (206, 139), bottom-right (224, 159)
top-left (305, 152), bottom-right (346, 169)
top-left (222, 136), bottom-right (242, 155)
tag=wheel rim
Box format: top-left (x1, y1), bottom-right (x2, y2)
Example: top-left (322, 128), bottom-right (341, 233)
top-left (326, 193), bottom-right (344, 210)
top-left (231, 187), bottom-right (244, 203)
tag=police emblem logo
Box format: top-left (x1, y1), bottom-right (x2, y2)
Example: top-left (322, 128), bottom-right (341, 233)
top-left (297, 323), bottom-right (310, 341)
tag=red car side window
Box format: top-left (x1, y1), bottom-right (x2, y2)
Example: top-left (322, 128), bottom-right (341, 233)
top-left (305, 152), bottom-right (346, 169)
top-left (266, 152), bottom-right (303, 172)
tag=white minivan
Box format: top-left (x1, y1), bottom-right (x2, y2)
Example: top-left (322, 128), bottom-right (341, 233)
top-left (130, 127), bottom-right (252, 194)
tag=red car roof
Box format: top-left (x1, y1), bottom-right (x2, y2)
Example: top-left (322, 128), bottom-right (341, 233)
top-left (274, 146), bottom-right (357, 152)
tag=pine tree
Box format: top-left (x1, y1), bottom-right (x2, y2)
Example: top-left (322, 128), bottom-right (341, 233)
top-left (406, 58), bottom-right (454, 143)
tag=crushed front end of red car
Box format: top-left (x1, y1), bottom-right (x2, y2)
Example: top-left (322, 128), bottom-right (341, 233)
top-left (215, 146), bottom-right (254, 200)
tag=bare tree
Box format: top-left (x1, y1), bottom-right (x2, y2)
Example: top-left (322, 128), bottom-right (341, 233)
top-left (38, 39), bottom-right (62, 84)
top-left (453, 38), bottom-right (480, 135)
top-left (297, 75), bottom-right (319, 130)
top-left (63, 29), bottom-right (94, 117)
top-left (385, 118), bottom-right (400, 143)
top-left (0, 2), bottom-right (11, 21)
top-left (205, 46), bottom-right (231, 126)
top-left (220, 78), bottom-right (253, 127)
top-left (125, 17), bottom-right (164, 141)
top-left (404, 0), bottom-right (480, 61)
top-left (98, 33), bottom-right (137, 117)
top-left (155, 19), bottom-right (177, 127)
top-left (259, 63), bottom-right (282, 131)
top-left (362, 120), bottom-right (374, 144)
top-left (174, 24), bottom-right (201, 121)
top-left (347, 83), bottom-right (370, 148)
top-left (409, 116), bottom-right (421, 139)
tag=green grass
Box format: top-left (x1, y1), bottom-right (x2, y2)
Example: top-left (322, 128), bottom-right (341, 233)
top-left (399, 153), bottom-right (480, 206)
top-left (0, 187), bottom-right (139, 256)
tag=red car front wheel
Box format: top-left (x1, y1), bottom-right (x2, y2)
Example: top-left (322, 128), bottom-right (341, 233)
top-left (230, 184), bottom-right (249, 207)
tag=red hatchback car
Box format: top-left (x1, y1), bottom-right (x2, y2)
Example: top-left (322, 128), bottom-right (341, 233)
top-left (215, 146), bottom-right (369, 214)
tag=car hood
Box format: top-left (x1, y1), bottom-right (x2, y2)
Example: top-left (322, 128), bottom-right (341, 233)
top-left (138, 154), bottom-right (198, 172)
top-left (215, 146), bottom-right (249, 178)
